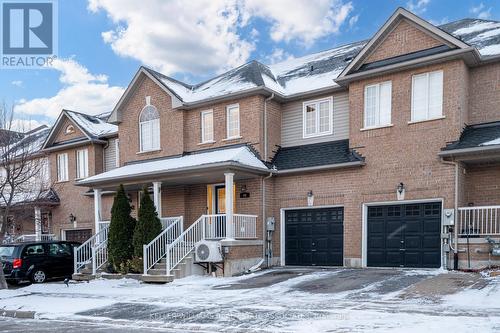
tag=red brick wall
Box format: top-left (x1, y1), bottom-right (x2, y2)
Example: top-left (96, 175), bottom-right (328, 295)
top-left (464, 164), bottom-right (500, 206)
top-left (365, 19), bottom-right (444, 63)
top-left (468, 62), bottom-right (500, 124)
top-left (53, 117), bottom-right (86, 144)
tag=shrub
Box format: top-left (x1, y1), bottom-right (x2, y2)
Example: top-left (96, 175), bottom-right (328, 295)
top-left (133, 186), bottom-right (163, 257)
top-left (108, 184), bottom-right (136, 271)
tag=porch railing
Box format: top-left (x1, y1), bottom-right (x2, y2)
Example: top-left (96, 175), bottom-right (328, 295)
top-left (143, 216), bottom-right (183, 274)
top-left (92, 240), bottom-right (108, 275)
top-left (74, 223), bottom-right (109, 274)
top-left (12, 234), bottom-right (57, 243)
top-left (163, 213), bottom-right (258, 276)
top-left (160, 216), bottom-right (182, 230)
top-left (458, 206), bottom-right (500, 237)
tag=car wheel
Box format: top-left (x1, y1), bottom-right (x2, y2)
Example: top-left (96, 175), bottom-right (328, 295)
top-left (31, 269), bottom-right (47, 283)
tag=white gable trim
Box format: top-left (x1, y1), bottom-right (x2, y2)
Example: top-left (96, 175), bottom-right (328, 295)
top-left (108, 67), bottom-right (183, 124)
top-left (338, 8), bottom-right (470, 79)
top-left (42, 110), bottom-right (93, 150)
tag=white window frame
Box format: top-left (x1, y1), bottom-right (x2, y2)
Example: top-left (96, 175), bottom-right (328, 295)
top-left (57, 153), bottom-right (68, 182)
top-left (201, 110), bottom-right (214, 143)
top-left (139, 106), bottom-right (160, 152)
top-left (363, 81), bottom-right (392, 129)
top-left (226, 104), bottom-right (240, 139)
top-left (411, 70), bottom-right (444, 122)
top-left (76, 149), bottom-right (89, 179)
top-left (302, 97), bottom-right (333, 138)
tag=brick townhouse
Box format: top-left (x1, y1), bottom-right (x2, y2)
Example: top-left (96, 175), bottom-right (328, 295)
top-left (8, 7), bottom-right (500, 280)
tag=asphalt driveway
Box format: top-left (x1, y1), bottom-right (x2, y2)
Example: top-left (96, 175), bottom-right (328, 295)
top-left (0, 267), bottom-right (498, 332)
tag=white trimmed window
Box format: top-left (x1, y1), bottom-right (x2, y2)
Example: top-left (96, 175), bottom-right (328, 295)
top-left (411, 70), bottom-right (443, 122)
top-left (226, 104), bottom-right (240, 139)
top-left (364, 81), bottom-right (392, 128)
top-left (76, 149), bottom-right (89, 179)
top-left (303, 97), bottom-right (333, 138)
top-left (57, 153), bottom-right (68, 182)
top-left (201, 110), bottom-right (214, 143)
top-left (139, 105), bottom-right (160, 152)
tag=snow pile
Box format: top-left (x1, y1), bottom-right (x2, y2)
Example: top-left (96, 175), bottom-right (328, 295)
top-left (446, 19), bottom-right (500, 57)
top-left (66, 110), bottom-right (117, 138)
top-left (80, 146), bottom-right (268, 183)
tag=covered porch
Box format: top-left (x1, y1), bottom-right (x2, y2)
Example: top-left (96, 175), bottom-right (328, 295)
top-left (75, 146), bottom-right (271, 278)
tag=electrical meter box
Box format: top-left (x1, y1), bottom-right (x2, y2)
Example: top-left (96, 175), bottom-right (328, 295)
top-left (442, 209), bottom-right (454, 226)
top-left (266, 217), bottom-right (275, 231)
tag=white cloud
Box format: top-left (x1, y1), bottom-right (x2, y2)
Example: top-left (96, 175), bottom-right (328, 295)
top-left (15, 58), bottom-right (124, 119)
top-left (11, 80), bottom-right (23, 87)
top-left (88, 0), bottom-right (354, 75)
top-left (406, 0), bottom-right (431, 14)
top-left (265, 48), bottom-right (294, 64)
top-left (470, 3), bottom-right (492, 19)
top-left (348, 14), bottom-right (359, 29)
top-left (10, 119), bottom-right (47, 132)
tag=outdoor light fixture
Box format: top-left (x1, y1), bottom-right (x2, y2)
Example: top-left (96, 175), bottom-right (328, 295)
top-left (240, 185), bottom-right (247, 193)
top-left (307, 190), bottom-right (314, 207)
top-left (69, 213), bottom-right (76, 223)
top-left (397, 182), bottom-right (405, 201)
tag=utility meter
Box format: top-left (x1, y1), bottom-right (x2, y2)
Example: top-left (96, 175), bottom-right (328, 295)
top-left (442, 209), bottom-right (454, 226)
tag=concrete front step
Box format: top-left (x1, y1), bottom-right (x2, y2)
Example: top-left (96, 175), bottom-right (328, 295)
top-left (72, 273), bottom-right (96, 281)
top-left (140, 274), bottom-right (174, 284)
top-left (80, 268), bottom-right (93, 275)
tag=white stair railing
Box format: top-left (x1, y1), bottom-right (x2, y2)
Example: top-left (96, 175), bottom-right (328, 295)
top-left (160, 216), bottom-right (183, 230)
top-left (92, 240), bottom-right (108, 275)
top-left (165, 215), bottom-right (206, 276)
top-left (458, 206), bottom-right (500, 236)
top-left (143, 216), bottom-right (183, 275)
top-left (74, 224), bottom-right (109, 274)
top-left (234, 214), bottom-right (257, 239)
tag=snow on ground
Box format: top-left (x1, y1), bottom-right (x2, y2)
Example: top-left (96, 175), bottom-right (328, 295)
top-left (0, 269), bottom-right (499, 332)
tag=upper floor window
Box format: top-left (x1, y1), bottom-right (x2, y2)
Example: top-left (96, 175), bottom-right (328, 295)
top-left (303, 97), bottom-right (333, 138)
top-left (76, 148), bottom-right (89, 179)
top-left (65, 125), bottom-right (75, 135)
top-left (364, 81), bottom-right (392, 128)
top-left (226, 104), bottom-right (240, 139)
top-left (57, 153), bottom-right (68, 182)
top-left (139, 105), bottom-right (160, 152)
top-left (411, 70), bottom-right (443, 122)
top-left (201, 110), bottom-right (214, 143)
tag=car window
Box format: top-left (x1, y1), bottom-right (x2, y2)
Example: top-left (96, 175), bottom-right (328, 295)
top-left (0, 246), bottom-right (15, 257)
top-left (23, 244), bottom-right (45, 256)
top-left (48, 243), bottom-right (71, 256)
top-left (58, 243), bottom-right (73, 255)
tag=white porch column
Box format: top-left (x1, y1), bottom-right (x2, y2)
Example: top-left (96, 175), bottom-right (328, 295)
top-left (225, 172), bottom-right (234, 239)
top-left (94, 188), bottom-right (102, 234)
top-left (153, 181), bottom-right (162, 218)
top-left (34, 206), bottom-right (42, 241)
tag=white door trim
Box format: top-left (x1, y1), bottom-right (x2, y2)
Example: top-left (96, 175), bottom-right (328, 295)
top-left (362, 198), bottom-right (444, 268)
top-left (280, 204), bottom-right (344, 267)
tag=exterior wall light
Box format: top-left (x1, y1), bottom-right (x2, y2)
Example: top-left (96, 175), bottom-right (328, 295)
top-left (307, 190), bottom-right (314, 207)
top-left (397, 182), bottom-right (405, 201)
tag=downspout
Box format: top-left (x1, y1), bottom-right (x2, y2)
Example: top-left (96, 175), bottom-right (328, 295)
top-left (442, 159), bottom-right (460, 270)
top-left (262, 172), bottom-right (273, 267)
top-left (262, 93), bottom-right (275, 267)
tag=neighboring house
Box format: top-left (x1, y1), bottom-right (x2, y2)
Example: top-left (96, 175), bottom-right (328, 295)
top-left (0, 125), bottom-right (56, 243)
top-left (41, 110), bottom-right (118, 243)
top-left (16, 7), bottom-right (500, 279)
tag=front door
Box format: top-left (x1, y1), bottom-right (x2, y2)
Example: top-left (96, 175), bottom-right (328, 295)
top-left (214, 185), bottom-right (226, 214)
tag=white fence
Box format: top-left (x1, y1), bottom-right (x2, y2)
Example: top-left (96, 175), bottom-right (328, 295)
top-left (74, 223), bottom-right (109, 274)
top-left (12, 234), bottom-right (57, 243)
top-left (458, 206), bottom-right (500, 236)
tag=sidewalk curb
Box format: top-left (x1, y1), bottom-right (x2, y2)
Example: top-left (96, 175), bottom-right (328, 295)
top-left (1, 310), bottom-right (36, 319)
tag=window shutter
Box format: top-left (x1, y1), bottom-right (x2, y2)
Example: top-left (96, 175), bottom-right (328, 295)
top-left (428, 71), bottom-right (443, 118)
top-left (379, 82), bottom-right (392, 125)
top-left (412, 74), bottom-right (428, 121)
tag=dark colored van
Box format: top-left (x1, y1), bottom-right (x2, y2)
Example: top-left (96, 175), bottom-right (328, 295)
top-left (0, 241), bottom-right (80, 284)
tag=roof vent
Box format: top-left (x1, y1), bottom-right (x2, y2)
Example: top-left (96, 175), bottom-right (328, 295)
top-left (309, 65), bottom-right (314, 72)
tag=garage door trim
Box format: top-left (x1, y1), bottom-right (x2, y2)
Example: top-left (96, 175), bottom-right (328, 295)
top-left (280, 205), bottom-right (344, 266)
top-left (362, 198), bottom-right (443, 268)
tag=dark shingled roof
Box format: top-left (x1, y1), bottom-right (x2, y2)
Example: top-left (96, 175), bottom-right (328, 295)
top-left (442, 122), bottom-right (500, 151)
top-left (272, 140), bottom-right (363, 171)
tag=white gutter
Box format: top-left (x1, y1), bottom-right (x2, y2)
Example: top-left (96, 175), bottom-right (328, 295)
top-left (438, 144), bottom-right (500, 157)
top-left (262, 172), bottom-right (273, 267)
top-left (441, 159), bottom-right (460, 269)
top-left (276, 161), bottom-right (365, 175)
top-left (264, 93), bottom-right (275, 161)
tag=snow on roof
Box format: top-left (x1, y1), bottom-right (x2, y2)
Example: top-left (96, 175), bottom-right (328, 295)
top-left (80, 146), bottom-right (268, 184)
top-left (440, 19), bottom-right (500, 57)
top-left (7, 126), bottom-right (50, 157)
top-left (146, 18), bottom-right (500, 105)
top-left (65, 110), bottom-right (117, 138)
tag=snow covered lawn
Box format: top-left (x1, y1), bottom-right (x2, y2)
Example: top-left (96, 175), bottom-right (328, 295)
top-left (0, 268), bottom-right (499, 332)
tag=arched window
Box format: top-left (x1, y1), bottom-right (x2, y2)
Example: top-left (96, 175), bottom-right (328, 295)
top-left (139, 105), bottom-right (160, 151)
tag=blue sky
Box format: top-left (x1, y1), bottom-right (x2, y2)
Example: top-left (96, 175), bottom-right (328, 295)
top-left (0, 0), bottom-right (498, 129)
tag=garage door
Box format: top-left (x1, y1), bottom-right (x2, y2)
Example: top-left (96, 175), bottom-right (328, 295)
top-left (65, 229), bottom-right (92, 244)
top-left (285, 207), bottom-right (343, 266)
top-left (367, 202), bottom-right (441, 268)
